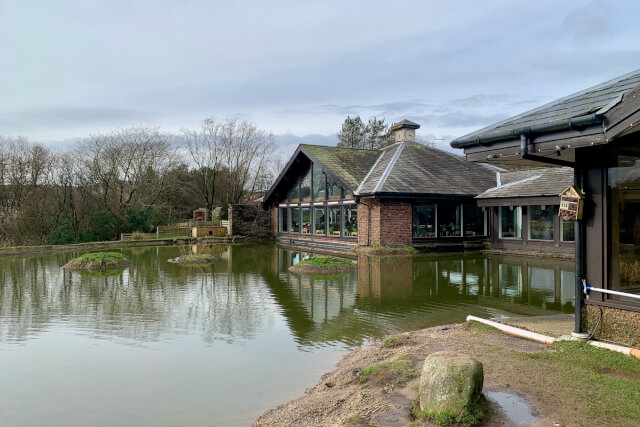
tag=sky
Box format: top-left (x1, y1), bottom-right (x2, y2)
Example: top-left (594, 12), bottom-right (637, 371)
top-left (1, 0), bottom-right (639, 158)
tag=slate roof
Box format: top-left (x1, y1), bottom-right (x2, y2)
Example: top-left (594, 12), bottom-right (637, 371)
top-left (476, 167), bottom-right (573, 199)
top-left (301, 144), bottom-right (380, 190)
top-left (452, 68), bottom-right (640, 146)
top-left (356, 142), bottom-right (497, 196)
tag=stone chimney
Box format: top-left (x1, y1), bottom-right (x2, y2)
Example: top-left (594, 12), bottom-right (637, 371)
top-left (390, 119), bottom-right (420, 143)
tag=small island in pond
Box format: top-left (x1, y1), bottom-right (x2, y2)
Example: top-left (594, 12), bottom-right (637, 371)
top-left (168, 254), bottom-right (217, 265)
top-left (288, 256), bottom-right (356, 275)
top-left (64, 252), bottom-right (130, 271)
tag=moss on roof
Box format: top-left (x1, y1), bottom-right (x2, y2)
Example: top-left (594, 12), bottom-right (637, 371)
top-left (301, 145), bottom-right (380, 190)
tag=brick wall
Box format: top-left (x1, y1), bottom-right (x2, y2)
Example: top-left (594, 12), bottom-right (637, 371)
top-left (228, 204), bottom-right (273, 238)
top-left (357, 199), bottom-right (412, 246)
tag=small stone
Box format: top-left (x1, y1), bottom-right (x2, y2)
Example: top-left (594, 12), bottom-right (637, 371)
top-left (419, 351), bottom-right (484, 418)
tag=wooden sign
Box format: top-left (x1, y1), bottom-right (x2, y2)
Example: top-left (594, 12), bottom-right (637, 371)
top-left (559, 186), bottom-right (584, 221)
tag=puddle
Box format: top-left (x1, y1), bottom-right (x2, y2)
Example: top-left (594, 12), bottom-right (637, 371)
top-left (485, 390), bottom-right (540, 425)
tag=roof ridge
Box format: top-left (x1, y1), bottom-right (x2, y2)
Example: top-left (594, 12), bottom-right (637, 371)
top-left (374, 143), bottom-right (405, 193)
top-left (355, 150), bottom-right (385, 195)
top-left (301, 143), bottom-right (379, 152)
top-left (480, 173), bottom-right (541, 194)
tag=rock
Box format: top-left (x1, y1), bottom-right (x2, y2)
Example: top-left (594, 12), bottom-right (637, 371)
top-left (418, 351), bottom-right (483, 418)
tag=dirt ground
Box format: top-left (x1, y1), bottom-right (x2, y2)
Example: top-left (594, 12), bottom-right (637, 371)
top-left (254, 319), bottom-right (638, 427)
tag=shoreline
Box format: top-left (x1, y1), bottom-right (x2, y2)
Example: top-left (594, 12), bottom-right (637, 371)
top-left (254, 316), bottom-right (640, 426)
top-left (0, 236), bottom-right (258, 258)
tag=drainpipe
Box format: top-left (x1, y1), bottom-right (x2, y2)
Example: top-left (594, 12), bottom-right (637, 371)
top-left (572, 168), bottom-right (588, 338)
top-left (519, 135), bottom-right (587, 337)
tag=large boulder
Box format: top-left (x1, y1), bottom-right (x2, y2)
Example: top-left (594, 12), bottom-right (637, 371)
top-left (419, 351), bottom-right (483, 418)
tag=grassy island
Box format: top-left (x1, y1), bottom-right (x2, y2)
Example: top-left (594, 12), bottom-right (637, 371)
top-left (168, 254), bottom-right (217, 265)
top-left (288, 256), bottom-right (356, 275)
top-left (64, 252), bottom-right (130, 271)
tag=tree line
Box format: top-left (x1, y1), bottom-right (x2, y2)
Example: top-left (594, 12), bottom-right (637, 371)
top-left (0, 118), bottom-right (276, 246)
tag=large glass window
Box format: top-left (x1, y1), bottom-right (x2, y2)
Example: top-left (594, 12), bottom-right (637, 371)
top-left (301, 207), bottom-right (311, 233)
top-left (438, 203), bottom-right (461, 237)
top-left (328, 206), bottom-right (341, 236)
top-left (528, 205), bottom-right (554, 240)
top-left (288, 177), bottom-right (299, 203)
top-left (463, 202), bottom-right (485, 236)
top-left (412, 203), bottom-right (436, 238)
top-left (312, 166), bottom-right (325, 201)
top-left (344, 205), bottom-right (357, 237)
top-left (499, 206), bottom-right (522, 239)
top-left (314, 207), bottom-right (326, 235)
top-left (300, 167), bottom-right (312, 202)
top-left (278, 207), bottom-right (288, 233)
top-left (327, 176), bottom-right (341, 200)
top-left (609, 152), bottom-right (640, 294)
top-left (290, 207), bottom-right (300, 233)
top-left (561, 219), bottom-right (575, 242)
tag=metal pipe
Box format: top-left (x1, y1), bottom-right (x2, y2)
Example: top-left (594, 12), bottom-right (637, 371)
top-left (519, 134), bottom-right (575, 167)
top-left (450, 113), bottom-right (604, 148)
top-left (573, 168), bottom-right (585, 336)
top-left (585, 286), bottom-right (640, 301)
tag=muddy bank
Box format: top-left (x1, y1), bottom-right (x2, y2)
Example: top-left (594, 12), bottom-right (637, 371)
top-left (255, 320), bottom-right (640, 426)
top-left (0, 236), bottom-right (255, 258)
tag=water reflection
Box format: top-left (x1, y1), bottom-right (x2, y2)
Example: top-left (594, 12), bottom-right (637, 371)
top-left (0, 244), bottom-right (575, 426)
top-left (0, 245), bottom-right (574, 348)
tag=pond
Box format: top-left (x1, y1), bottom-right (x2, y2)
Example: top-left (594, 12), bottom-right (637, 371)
top-left (0, 243), bottom-right (574, 426)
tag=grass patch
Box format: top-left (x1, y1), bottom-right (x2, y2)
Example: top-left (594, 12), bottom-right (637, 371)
top-left (526, 340), bottom-right (640, 421)
top-left (358, 355), bottom-right (418, 388)
top-left (347, 413), bottom-right (365, 426)
top-left (411, 395), bottom-right (487, 427)
top-left (383, 334), bottom-right (405, 348)
top-left (288, 256), bottom-right (356, 275)
top-left (168, 253), bottom-right (217, 265)
top-left (64, 252), bottom-right (130, 270)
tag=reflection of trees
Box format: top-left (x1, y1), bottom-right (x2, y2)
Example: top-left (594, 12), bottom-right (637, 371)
top-left (0, 245), bottom-right (577, 348)
top-left (0, 245), bottom-right (274, 345)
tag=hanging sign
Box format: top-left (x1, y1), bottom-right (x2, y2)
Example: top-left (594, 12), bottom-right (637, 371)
top-left (559, 186), bottom-right (584, 221)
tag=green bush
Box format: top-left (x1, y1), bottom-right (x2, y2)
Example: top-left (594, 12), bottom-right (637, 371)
top-left (89, 210), bottom-right (117, 241)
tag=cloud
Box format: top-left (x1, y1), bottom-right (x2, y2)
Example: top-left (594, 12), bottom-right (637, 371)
top-left (0, 107), bottom-right (154, 135)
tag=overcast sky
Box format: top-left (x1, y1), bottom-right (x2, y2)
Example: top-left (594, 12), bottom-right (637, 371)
top-left (1, 0), bottom-right (639, 156)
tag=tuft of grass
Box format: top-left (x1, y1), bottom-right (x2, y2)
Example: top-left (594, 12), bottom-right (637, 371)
top-left (65, 251), bottom-right (130, 271)
top-left (358, 355), bottom-right (418, 387)
top-left (297, 256), bottom-right (354, 268)
top-left (383, 334), bottom-right (404, 348)
top-left (411, 396), bottom-right (486, 427)
top-left (68, 252), bottom-right (127, 264)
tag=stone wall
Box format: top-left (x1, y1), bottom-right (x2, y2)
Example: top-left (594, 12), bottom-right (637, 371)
top-left (584, 304), bottom-right (640, 347)
top-left (228, 204), bottom-right (273, 238)
top-left (357, 199), bottom-right (412, 246)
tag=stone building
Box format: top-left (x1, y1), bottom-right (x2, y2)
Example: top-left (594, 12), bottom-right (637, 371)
top-left (262, 120), bottom-right (497, 252)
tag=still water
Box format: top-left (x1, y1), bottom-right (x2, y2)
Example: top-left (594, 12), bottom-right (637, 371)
top-left (0, 244), bottom-right (574, 426)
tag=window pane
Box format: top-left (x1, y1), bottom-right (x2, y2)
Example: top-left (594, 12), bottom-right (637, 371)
top-left (412, 203), bottom-right (436, 238)
top-left (561, 219), bottom-right (575, 242)
top-left (500, 206), bottom-right (521, 239)
top-left (312, 165), bottom-right (325, 201)
top-left (300, 166), bottom-right (312, 202)
top-left (288, 178), bottom-right (299, 202)
top-left (290, 207), bottom-right (300, 233)
top-left (327, 176), bottom-right (341, 200)
top-left (301, 208), bottom-right (311, 233)
top-left (438, 203), bottom-right (461, 237)
top-left (328, 206), bottom-right (341, 236)
top-left (609, 153), bottom-right (640, 295)
top-left (314, 207), bottom-right (326, 235)
top-left (529, 205), bottom-right (554, 240)
top-left (344, 205), bottom-right (357, 237)
top-left (463, 202), bottom-right (485, 236)
top-left (278, 207), bottom-right (288, 233)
